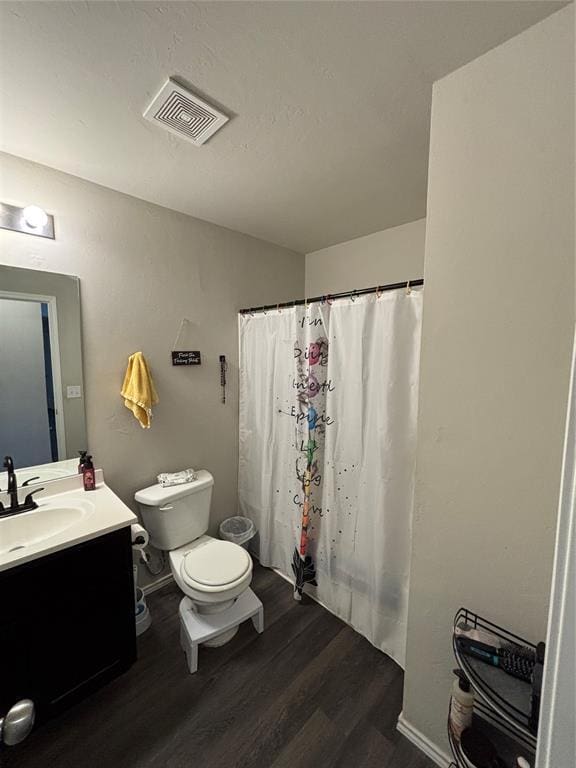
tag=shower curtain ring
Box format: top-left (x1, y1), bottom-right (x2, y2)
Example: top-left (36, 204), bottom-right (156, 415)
top-left (277, 302), bottom-right (282, 314)
top-left (351, 289), bottom-right (357, 302)
top-left (406, 280), bottom-right (412, 296)
top-left (376, 286), bottom-right (382, 300)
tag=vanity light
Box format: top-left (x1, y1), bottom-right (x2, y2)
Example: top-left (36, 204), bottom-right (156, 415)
top-left (22, 205), bottom-right (49, 229)
top-left (0, 201), bottom-right (55, 239)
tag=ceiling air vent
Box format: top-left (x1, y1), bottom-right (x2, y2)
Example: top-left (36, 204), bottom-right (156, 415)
top-left (143, 79), bottom-right (229, 146)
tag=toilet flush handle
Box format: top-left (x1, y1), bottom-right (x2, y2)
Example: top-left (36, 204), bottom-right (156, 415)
top-left (159, 505), bottom-right (173, 511)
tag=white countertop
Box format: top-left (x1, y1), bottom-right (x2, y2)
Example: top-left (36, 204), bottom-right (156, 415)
top-left (0, 470), bottom-right (137, 572)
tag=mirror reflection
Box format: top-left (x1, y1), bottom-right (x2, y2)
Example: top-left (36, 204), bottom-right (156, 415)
top-left (0, 265), bottom-right (86, 484)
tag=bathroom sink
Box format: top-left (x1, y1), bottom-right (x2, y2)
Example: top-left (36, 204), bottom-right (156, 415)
top-left (0, 498), bottom-right (95, 556)
top-left (0, 474), bottom-right (137, 573)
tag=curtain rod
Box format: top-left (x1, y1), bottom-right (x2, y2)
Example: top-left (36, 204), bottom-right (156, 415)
top-left (239, 278), bottom-right (424, 315)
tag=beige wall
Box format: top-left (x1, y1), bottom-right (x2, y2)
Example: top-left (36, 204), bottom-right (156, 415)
top-left (403, 5), bottom-right (574, 753)
top-left (0, 153), bottom-right (304, 582)
top-left (305, 218), bottom-right (425, 296)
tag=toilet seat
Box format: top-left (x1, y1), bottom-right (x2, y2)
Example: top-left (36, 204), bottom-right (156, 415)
top-left (169, 535), bottom-right (253, 605)
top-left (181, 539), bottom-right (251, 592)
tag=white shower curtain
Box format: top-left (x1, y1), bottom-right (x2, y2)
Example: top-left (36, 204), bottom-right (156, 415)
top-left (238, 288), bottom-right (422, 667)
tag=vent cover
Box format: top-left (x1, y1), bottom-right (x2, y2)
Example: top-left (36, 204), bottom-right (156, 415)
top-left (143, 79), bottom-right (229, 146)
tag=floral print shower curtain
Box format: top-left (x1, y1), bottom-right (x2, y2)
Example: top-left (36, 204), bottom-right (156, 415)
top-left (238, 288), bottom-right (422, 667)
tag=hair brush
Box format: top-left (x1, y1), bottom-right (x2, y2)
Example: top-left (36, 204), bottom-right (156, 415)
top-left (456, 636), bottom-right (536, 682)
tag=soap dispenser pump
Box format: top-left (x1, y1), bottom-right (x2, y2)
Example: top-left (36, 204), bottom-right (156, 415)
top-left (78, 450), bottom-right (88, 473)
top-left (82, 455), bottom-right (96, 491)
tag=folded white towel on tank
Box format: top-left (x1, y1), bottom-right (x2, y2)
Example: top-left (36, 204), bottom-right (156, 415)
top-left (157, 469), bottom-right (198, 488)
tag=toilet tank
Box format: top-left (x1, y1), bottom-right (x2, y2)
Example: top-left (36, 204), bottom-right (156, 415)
top-left (134, 470), bottom-right (214, 551)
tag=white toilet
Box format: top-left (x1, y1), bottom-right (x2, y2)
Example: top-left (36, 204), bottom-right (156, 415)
top-left (135, 470), bottom-right (259, 651)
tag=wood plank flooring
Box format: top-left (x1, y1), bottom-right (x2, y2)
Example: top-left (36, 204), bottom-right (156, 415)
top-left (5, 564), bottom-right (435, 768)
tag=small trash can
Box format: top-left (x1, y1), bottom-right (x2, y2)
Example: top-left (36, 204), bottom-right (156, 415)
top-left (135, 586), bottom-right (152, 636)
top-left (219, 516), bottom-right (256, 550)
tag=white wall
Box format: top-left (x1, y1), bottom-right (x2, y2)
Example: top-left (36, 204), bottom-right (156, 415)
top-left (0, 152), bottom-right (304, 583)
top-left (305, 218), bottom-right (425, 297)
top-left (403, 5), bottom-right (574, 754)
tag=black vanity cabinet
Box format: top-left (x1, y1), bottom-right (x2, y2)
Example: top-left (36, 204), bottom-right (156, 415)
top-left (0, 527), bottom-right (136, 730)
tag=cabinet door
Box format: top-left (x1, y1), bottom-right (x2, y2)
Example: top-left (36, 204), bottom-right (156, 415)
top-left (0, 612), bottom-right (36, 714)
top-left (0, 565), bottom-right (42, 718)
top-left (0, 528), bottom-right (136, 723)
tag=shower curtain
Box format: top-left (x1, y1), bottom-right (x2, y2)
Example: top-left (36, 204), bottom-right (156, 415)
top-left (238, 288), bottom-right (422, 666)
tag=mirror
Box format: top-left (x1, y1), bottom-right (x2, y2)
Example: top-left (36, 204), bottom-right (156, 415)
top-left (0, 265), bottom-right (87, 485)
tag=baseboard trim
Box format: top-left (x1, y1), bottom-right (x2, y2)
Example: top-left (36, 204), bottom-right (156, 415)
top-left (142, 573), bottom-right (174, 596)
top-left (396, 712), bottom-right (452, 768)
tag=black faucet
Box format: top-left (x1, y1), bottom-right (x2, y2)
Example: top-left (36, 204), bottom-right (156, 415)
top-left (4, 456), bottom-right (19, 509)
top-left (0, 456), bottom-right (44, 519)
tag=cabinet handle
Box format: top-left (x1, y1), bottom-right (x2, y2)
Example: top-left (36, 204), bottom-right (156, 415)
top-left (0, 699), bottom-right (36, 745)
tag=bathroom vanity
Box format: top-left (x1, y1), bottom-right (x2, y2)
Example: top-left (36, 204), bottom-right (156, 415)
top-left (0, 473), bottom-right (137, 742)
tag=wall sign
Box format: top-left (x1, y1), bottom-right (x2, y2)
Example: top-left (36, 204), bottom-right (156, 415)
top-left (171, 350), bottom-right (201, 366)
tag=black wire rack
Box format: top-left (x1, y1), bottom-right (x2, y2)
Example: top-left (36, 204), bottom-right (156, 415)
top-left (447, 710), bottom-right (473, 768)
top-left (447, 706), bottom-right (536, 768)
top-left (448, 607), bottom-right (539, 766)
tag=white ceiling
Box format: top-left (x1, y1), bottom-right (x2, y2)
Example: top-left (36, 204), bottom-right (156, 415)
top-left (0, 1), bottom-right (566, 253)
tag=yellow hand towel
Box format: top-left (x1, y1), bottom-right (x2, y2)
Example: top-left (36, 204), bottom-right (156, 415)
top-left (121, 351), bottom-right (159, 429)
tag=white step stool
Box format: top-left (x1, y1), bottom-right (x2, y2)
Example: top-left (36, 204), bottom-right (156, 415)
top-left (178, 588), bottom-right (264, 674)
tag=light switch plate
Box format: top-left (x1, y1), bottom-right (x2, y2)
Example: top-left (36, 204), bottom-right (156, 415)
top-left (66, 385), bottom-right (82, 399)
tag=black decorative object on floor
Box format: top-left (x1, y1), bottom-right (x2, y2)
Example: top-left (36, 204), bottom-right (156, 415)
top-left (291, 546), bottom-right (317, 600)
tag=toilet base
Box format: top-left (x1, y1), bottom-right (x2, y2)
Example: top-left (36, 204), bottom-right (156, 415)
top-left (202, 625), bottom-right (239, 647)
top-left (178, 588), bottom-right (264, 673)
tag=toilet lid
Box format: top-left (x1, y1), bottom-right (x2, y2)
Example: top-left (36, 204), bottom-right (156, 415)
top-left (182, 539), bottom-right (251, 588)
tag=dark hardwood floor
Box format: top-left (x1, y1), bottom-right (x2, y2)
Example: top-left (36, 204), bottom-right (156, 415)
top-left (6, 564), bottom-right (434, 768)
